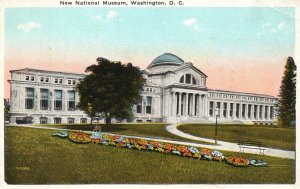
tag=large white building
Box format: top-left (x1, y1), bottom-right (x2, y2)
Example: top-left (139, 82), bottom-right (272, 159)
top-left (8, 53), bottom-right (277, 124)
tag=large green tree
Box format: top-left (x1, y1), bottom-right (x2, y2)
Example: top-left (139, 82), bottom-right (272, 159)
top-left (77, 57), bottom-right (145, 126)
top-left (278, 57), bottom-right (296, 127)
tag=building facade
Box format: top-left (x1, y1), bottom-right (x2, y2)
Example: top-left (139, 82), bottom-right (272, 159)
top-left (8, 68), bottom-right (89, 124)
top-left (8, 53), bottom-right (278, 124)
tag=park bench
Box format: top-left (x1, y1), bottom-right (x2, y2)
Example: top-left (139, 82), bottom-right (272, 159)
top-left (237, 141), bottom-right (266, 155)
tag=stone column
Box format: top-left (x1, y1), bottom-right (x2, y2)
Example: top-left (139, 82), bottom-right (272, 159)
top-left (64, 89), bottom-right (68, 112)
top-left (233, 103), bottom-right (236, 119)
top-left (171, 92), bottom-right (175, 116)
top-left (226, 102), bottom-right (230, 119)
top-left (239, 103), bottom-right (242, 120)
top-left (50, 88), bottom-right (54, 111)
top-left (35, 86), bottom-right (40, 111)
top-left (142, 96), bottom-right (146, 115)
top-left (197, 95), bottom-right (200, 117)
top-left (178, 93), bottom-right (182, 116)
top-left (256, 105), bottom-right (260, 120)
top-left (266, 106), bottom-right (270, 120)
top-left (251, 104), bottom-right (254, 120)
top-left (185, 93), bottom-right (189, 116)
top-left (198, 95), bottom-right (202, 116)
top-left (219, 101), bottom-right (223, 119)
top-left (204, 95), bottom-right (209, 117)
top-left (191, 94), bottom-right (195, 116)
top-left (261, 105), bottom-right (265, 120)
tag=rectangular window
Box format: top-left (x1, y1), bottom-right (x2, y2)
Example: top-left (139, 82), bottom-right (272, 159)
top-left (236, 104), bottom-right (240, 118)
top-left (45, 78), bottom-right (49, 82)
top-left (259, 105), bottom-right (263, 119)
top-left (54, 90), bottom-right (62, 110)
top-left (54, 117), bottom-right (61, 124)
top-left (146, 96), bottom-right (152, 114)
top-left (223, 103), bottom-right (227, 117)
top-left (136, 104), bottom-right (142, 113)
top-left (31, 76), bottom-right (35, 81)
top-left (25, 76), bottom-right (30, 81)
top-left (40, 117), bottom-right (48, 124)
top-left (40, 77), bottom-right (44, 82)
top-left (68, 80), bottom-right (71, 85)
top-left (54, 78), bottom-right (58, 83)
top-left (68, 118), bottom-right (75, 124)
top-left (68, 91), bottom-right (76, 110)
top-left (59, 79), bottom-right (63, 84)
top-left (270, 106), bottom-right (274, 119)
top-left (72, 80), bottom-right (76, 85)
top-left (254, 105), bottom-right (258, 119)
top-left (80, 118), bottom-right (87, 124)
top-left (230, 103), bottom-right (234, 117)
top-left (25, 88), bottom-right (34, 109)
top-left (209, 101), bottom-right (214, 117)
top-left (40, 89), bottom-right (49, 110)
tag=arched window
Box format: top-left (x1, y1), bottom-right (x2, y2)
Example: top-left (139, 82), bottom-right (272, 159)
top-left (179, 74), bottom-right (197, 85)
top-left (185, 74), bottom-right (191, 83)
top-left (192, 77), bottom-right (196, 84)
top-left (179, 75), bottom-right (184, 83)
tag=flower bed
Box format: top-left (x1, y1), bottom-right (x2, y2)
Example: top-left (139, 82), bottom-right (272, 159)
top-left (225, 156), bottom-right (250, 167)
top-left (60, 131), bottom-right (267, 167)
top-left (69, 131), bottom-right (91, 143)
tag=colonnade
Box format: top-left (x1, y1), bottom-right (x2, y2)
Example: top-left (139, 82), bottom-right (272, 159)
top-left (170, 92), bottom-right (207, 117)
top-left (167, 91), bottom-right (275, 121)
top-left (209, 101), bottom-right (275, 121)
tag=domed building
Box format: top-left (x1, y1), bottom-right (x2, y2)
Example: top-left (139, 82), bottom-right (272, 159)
top-left (132, 53), bottom-right (277, 124)
top-left (8, 53), bottom-right (277, 124)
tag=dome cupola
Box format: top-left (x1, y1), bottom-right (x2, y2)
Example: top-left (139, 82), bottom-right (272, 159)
top-left (147, 53), bottom-right (184, 69)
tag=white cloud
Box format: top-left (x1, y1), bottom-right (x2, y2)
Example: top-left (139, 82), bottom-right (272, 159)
top-left (183, 18), bottom-right (197, 26)
top-left (278, 22), bottom-right (287, 30)
top-left (17, 21), bottom-right (41, 32)
top-left (270, 28), bottom-right (277, 34)
top-left (91, 15), bottom-right (102, 21)
top-left (262, 21), bottom-right (290, 35)
top-left (92, 11), bottom-right (118, 23)
top-left (106, 11), bottom-right (118, 21)
top-left (262, 22), bottom-right (271, 29)
top-left (183, 18), bottom-right (201, 32)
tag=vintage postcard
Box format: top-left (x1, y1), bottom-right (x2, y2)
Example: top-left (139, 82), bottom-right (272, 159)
top-left (1, 0), bottom-right (298, 188)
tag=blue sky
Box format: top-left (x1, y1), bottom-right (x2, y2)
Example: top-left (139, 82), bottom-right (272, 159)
top-left (4, 7), bottom-right (295, 97)
top-left (5, 7), bottom-right (295, 60)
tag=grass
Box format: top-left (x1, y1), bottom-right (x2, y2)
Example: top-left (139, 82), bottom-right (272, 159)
top-left (5, 126), bottom-right (295, 184)
top-left (37, 123), bottom-right (214, 145)
top-left (178, 124), bottom-right (295, 151)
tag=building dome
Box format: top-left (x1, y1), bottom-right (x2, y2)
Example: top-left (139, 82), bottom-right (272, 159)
top-left (147, 53), bottom-right (184, 69)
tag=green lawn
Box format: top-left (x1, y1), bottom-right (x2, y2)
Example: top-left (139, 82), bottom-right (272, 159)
top-left (37, 123), bottom-right (213, 145)
top-left (5, 126), bottom-right (295, 184)
top-left (178, 124), bottom-right (295, 151)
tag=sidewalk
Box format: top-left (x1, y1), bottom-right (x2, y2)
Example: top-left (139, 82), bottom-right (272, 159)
top-left (165, 124), bottom-right (295, 160)
top-left (6, 124), bottom-right (295, 159)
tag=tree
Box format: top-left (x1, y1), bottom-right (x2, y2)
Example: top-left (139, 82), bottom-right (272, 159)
top-left (278, 57), bottom-right (296, 127)
top-left (4, 98), bottom-right (10, 122)
top-left (76, 57), bottom-right (145, 126)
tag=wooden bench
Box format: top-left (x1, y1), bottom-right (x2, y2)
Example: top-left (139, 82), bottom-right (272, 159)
top-left (237, 141), bottom-right (266, 155)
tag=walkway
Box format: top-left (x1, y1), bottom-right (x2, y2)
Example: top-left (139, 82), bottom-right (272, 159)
top-left (6, 124), bottom-right (295, 159)
top-left (165, 124), bottom-right (295, 160)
